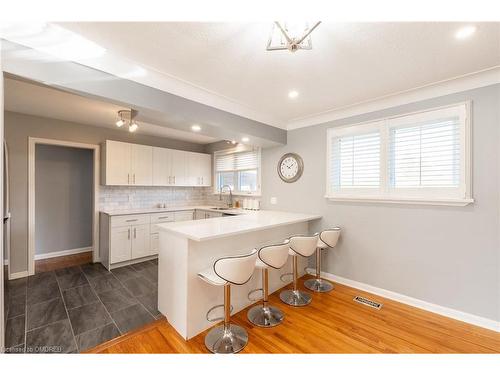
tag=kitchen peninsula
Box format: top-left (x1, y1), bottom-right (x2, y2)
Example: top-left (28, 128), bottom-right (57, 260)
top-left (156, 210), bottom-right (321, 339)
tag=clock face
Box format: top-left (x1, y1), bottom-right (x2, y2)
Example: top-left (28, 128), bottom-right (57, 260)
top-left (278, 153), bottom-right (303, 183)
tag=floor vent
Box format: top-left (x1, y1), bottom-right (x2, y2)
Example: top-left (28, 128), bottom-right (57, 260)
top-left (353, 296), bottom-right (383, 310)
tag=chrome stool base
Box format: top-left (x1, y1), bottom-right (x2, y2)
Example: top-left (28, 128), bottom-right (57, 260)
top-left (279, 289), bottom-right (312, 307)
top-left (304, 278), bottom-right (334, 293)
top-left (247, 305), bottom-right (284, 327)
top-left (204, 323), bottom-right (248, 354)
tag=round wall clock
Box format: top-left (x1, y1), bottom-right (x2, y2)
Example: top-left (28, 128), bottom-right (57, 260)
top-left (277, 153), bottom-right (304, 183)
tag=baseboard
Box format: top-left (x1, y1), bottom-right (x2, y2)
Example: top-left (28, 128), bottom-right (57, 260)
top-left (9, 271), bottom-right (29, 280)
top-left (308, 268), bottom-right (500, 333)
top-left (34, 247), bottom-right (92, 261)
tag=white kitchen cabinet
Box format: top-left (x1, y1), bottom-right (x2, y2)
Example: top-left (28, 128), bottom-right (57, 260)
top-left (152, 147), bottom-right (173, 186)
top-left (194, 210), bottom-right (223, 219)
top-left (110, 226), bottom-right (132, 263)
top-left (187, 152), bottom-right (212, 186)
top-left (103, 140), bottom-right (211, 187)
top-left (174, 210), bottom-right (194, 222)
top-left (102, 140), bottom-right (152, 186)
top-left (131, 223), bottom-right (151, 259)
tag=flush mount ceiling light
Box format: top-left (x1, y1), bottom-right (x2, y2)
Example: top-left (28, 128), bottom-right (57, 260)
top-left (455, 25), bottom-right (477, 40)
top-left (288, 90), bottom-right (299, 99)
top-left (267, 21), bottom-right (321, 53)
top-left (191, 124), bottom-right (201, 132)
top-left (115, 109), bottom-right (139, 133)
top-left (241, 137), bottom-right (250, 143)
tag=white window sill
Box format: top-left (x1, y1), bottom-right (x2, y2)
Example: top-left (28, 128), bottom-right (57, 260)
top-left (325, 195), bottom-right (474, 207)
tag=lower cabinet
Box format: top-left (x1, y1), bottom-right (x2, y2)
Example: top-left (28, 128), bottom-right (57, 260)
top-left (110, 223), bottom-right (151, 264)
top-left (194, 210), bottom-right (223, 220)
top-left (131, 224), bottom-right (151, 259)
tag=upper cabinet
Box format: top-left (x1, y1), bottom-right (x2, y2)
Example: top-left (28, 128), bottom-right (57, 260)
top-left (102, 140), bottom-right (211, 187)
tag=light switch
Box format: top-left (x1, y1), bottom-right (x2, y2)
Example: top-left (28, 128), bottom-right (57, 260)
top-left (270, 197), bottom-right (277, 205)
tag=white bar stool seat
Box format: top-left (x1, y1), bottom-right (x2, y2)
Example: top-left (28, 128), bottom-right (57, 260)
top-left (247, 241), bottom-right (290, 328)
top-left (198, 250), bottom-right (258, 354)
top-left (279, 234), bottom-right (319, 307)
top-left (304, 227), bottom-right (341, 293)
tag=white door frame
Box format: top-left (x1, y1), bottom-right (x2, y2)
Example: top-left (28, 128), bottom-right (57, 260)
top-left (27, 137), bottom-right (100, 276)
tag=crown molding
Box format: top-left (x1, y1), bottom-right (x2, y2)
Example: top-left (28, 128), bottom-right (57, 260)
top-left (286, 66), bottom-right (500, 130)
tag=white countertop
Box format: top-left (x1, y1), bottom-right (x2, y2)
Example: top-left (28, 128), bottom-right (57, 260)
top-left (155, 210), bottom-right (321, 241)
top-left (100, 205), bottom-right (247, 216)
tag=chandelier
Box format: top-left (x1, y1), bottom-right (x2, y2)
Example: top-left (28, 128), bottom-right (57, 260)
top-left (266, 21), bottom-right (321, 53)
top-left (116, 109), bottom-right (139, 133)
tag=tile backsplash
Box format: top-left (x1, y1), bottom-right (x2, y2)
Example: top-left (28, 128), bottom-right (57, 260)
top-left (99, 186), bottom-right (221, 211)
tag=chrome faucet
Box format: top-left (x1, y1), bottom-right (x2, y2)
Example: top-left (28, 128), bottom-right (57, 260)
top-left (219, 185), bottom-right (233, 208)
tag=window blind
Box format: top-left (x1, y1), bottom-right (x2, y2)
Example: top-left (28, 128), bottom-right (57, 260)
top-left (331, 131), bottom-right (380, 188)
top-left (215, 150), bottom-right (259, 172)
top-left (389, 117), bottom-right (460, 188)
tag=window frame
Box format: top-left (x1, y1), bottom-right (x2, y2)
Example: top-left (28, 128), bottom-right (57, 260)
top-left (213, 146), bottom-right (262, 196)
top-left (325, 102), bottom-right (473, 206)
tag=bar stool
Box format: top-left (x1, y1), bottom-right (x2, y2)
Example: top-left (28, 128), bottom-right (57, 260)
top-left (279, 234), bottom-right (319, 307)
top-left (198, 250), bottom-right (257, 354)
top-left (247, 241), bottom-right (290, 327)
top-left (304, 227), bottom-right (341, 293)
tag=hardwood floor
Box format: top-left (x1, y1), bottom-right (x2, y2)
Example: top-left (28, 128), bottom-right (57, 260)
top-left (88, 275), bottom-right (500, 354)
top-left (35, 251), bottom-right (93, 273)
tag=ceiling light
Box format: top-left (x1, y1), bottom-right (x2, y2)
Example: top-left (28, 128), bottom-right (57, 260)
top-left (231, 140), bottom-right (237, 145)
top-left (267, 21), bottom-right (321, 53)
top-left (191, 124), bottom-right (201, 132)
top-left (455, 25), bottom-right (477, 40)
top-left (288, 90), bottom-right (299, 99)
top-left (242, 137), bottom-right (250, 143)
top-left (115, 109), bottom-right (139, 132)
top-left (129, 122), bottom-right (138, 133)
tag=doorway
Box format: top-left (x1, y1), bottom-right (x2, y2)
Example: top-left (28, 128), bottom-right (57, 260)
top-left (27, 138), bottom-right (99, 276)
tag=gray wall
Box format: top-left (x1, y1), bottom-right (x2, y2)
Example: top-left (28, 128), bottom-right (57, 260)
top-left (35, 144), bottom-right (93, 255)
top-left (5, 111), bottom-right (208, 274)
top-left (261, 84), bottom-right (500, 322)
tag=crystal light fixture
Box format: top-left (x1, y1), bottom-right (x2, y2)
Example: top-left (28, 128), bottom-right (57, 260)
top-left (115, 109), bottom-right (139, 133)
top-left (266, 21), bottom-right (321, 53)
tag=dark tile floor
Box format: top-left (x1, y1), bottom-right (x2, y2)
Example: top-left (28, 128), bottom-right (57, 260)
top-left (3, 259), bottom-right (160, 353)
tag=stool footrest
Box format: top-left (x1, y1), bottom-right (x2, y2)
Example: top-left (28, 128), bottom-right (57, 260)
top-left (247, 288), bottom-right (263, 302)
top-left (206, 303), bottom-right (234, 322)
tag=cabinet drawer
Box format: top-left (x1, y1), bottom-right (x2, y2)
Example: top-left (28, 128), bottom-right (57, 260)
top-left (150, 212), bottom-right (175, 224)
top-left (111, 214), bottom-right (150, 228)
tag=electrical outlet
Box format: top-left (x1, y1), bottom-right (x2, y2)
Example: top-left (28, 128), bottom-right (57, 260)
top-left (270, 197), bottom-right (277, 205)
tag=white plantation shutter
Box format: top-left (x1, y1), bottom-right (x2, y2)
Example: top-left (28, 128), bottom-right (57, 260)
top-left (326, 103), bottom-right (471, 205)
top-left (215, 150), bottom-right (259, 172)
top-left (389, 117), bottom-right (460, 188)
top-left (331, 132), bottom-right (380, 188)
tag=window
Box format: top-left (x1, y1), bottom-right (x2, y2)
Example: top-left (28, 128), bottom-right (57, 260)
top-left (326, 103), bottom-right (472, 206)
top-left (214, 147), bottom-right (261, 195)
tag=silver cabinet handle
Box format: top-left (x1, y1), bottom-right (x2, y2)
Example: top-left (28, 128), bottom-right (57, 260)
top-left (133, 173), bottom-right (136, 184)
top-left (158, 216), bottom-right (171, 220)
top-left (128, 228), bottom-right (130, 239)
top-left (126, 219), bottom-right (138, 222)
top-left (173, 176), bottom-right (176, 184)
top-left (134, 228), bottom-right (136, 238)
top-left (127, 173), bottom-right (130, 184)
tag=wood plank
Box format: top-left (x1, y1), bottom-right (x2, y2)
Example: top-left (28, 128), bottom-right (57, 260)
top-left (87, 276), bottom-right (500, 354)
top-left (35, 251), bottom-right (93, 273)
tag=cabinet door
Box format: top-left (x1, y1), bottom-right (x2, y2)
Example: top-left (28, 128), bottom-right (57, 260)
top-left (186, 152), bottom-right (201, 186)
top-left (171, 149), bottom-right (187, 186)
top-left (131, 144), bottom-right (153, 186)
top-left (150, 233), bottom-right (159, 255)
top-left (199, 154), bottom-right (212, 186)
top-left (110, 226), bottom-right (132, 263)
top-left (131, 224), bottom-right (151, 259)
top-left (205, 211), bottom-right (222, 219)
top-left (174, 210), bottom-right (194, 222)
top-left (105, 141), bottom-right (131, 185)
top-left (194, 210), bottom-right (206, 220)
top-left (152, 147), bottom-right (172, 186)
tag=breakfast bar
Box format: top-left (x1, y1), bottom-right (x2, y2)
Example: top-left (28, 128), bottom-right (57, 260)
top-left (156, 210), bottom-right (321, 340)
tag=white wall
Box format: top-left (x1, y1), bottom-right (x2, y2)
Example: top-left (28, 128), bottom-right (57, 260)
top-left (261, 84), bottom-right (500, 322)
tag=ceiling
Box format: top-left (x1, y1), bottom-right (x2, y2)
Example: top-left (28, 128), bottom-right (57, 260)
top-left (4, 77), bottom-right (217, 144)
top-left (58, 22), bottom-right (500, 125)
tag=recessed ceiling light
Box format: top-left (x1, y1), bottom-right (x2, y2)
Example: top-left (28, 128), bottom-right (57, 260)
top-left (191, 124), bottom-right (201, 132)
top-left (231, 140), bottom-right (237, 145)
top-left (242, 137), bottom-right (250, 143)
top-left (115, 119), bottom-right (125, 127)
top-left (455, 25), bottom-right (476, 40)
top-left (288, 90), bottom-right (299, 99)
